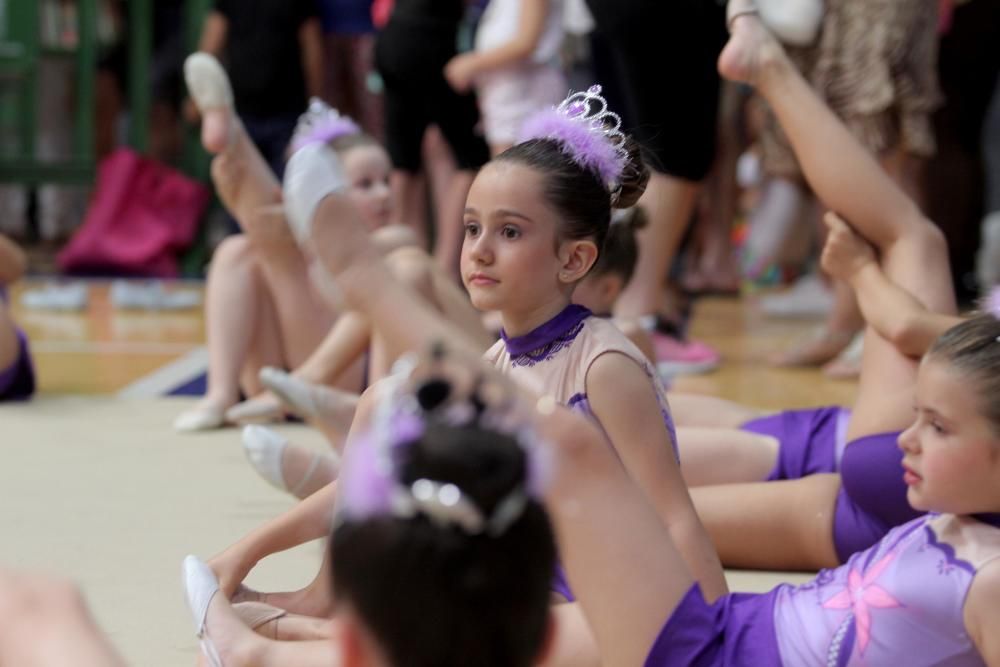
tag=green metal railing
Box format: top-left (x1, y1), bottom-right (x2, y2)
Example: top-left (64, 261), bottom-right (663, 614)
top-left (0, 0), bottom-right (212, 185)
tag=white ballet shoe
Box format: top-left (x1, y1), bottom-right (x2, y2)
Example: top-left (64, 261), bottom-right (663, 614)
top-left (282, 142), bottom-right (348, 244)
top-left (182, 555), bottom-right (224, 667)
top-left (173, 405), bottom-right (226, 432)
top-left (258, 367), bottom-right (322, 420)
top-left (184, 53), bottom-right (233, 113)
top-left (224, 395), bottom-right (284, 425)
top-left (242, 425), bottom-right (326, 497)
top-left (242, 425), bottom-right (289, 491)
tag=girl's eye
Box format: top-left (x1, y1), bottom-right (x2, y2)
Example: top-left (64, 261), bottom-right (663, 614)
top-left (464, 222), bottom-right (480, 237)
top-left (501, 225), bottom-right (520, 240)
top-left (358, 178), bottom-right (373, 189)
top-left (931, 421), bottom-right (946, 435)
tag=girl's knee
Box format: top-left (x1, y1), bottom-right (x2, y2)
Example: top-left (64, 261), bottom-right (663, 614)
top-left (213, 234), bottom-right (255, 267)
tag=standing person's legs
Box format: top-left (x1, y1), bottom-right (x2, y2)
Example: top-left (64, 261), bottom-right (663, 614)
top-left (721, 3), bottom-right (956, 440)
top-left (600, 1), bottom-right (727, 323)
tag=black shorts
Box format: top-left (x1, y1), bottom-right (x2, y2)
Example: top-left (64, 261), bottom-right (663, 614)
top-left (375, 22), bottom-right (490, 172)
top-left (586, 0), bottom-right (727, 181)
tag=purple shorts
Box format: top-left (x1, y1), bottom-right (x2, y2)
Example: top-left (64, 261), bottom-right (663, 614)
top-left (741, 406), bottom-right (850, 481)
top-left (0, 328), bottom-right (35, 401)
top-left (832, 431), bottom-right (920, 562)
top-left (645, 584), bottom-right (782, 667)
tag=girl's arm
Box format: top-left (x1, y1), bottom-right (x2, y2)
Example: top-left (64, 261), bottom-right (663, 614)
top-left (209, 381), bottom-right (380, 596)
top-left (444, 0), bottom-right (551, 92)
top-left (585, 352), bottom-right (729, 601)
top-left (965, 560), bottom-right (1000, 665)
top-left (293, 311), bottom-right (371, 387)
top-left (821, 213), bottom-right (961, 357)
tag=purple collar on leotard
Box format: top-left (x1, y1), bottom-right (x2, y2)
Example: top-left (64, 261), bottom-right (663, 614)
top-left (500, 304), bottom-right (591, 365)
top-left (974, 513), bottom-right (1000, 529)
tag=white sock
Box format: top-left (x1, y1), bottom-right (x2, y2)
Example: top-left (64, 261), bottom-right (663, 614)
top-left (282, 143), bottom-right (348, 244)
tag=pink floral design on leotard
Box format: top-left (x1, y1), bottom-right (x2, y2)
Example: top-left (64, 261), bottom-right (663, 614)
top-left (822, 551), bottom-right (902, 656)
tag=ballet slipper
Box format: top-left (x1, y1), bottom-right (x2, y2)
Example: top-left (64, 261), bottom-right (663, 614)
top-left (768, 327), bottom-right (856, 367)
top-left (259, 366), bottom-right (358, 434)
top-left (232, 601), bottom-right (287, 638)
top-left (183, 53), bottom-right (235, 154)
top-left (225, 394), bottom-right (285, 425)
top-left (173, 405), bottom-right (227, 433)
top-left (182, 555), bottom-right (225, 667)
top-left (242, 425), bottom-right (332, 498)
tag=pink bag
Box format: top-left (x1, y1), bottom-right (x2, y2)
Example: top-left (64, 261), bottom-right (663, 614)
top-left (58, 148), bottom-right (210, 277)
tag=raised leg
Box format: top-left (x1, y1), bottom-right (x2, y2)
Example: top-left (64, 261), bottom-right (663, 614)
top-left (720, 9), bottom-right (956, 438)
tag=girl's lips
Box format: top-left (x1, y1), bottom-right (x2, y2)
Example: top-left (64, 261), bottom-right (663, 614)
top-left (902, 464), bottom-right (922, 486)
top-left (468, 274), bottom-right (498, 285)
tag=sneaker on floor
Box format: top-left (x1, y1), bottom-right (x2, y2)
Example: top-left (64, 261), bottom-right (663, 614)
top-left (652, 331), bottom-right (720, 378)
top-left (20, 283), bottom-right (89, 311)
top-left (758, 273), bottom-right (833, 319)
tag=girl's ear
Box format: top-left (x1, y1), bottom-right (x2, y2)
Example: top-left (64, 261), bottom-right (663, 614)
top-left (557, 239), bottom-right (599, 285)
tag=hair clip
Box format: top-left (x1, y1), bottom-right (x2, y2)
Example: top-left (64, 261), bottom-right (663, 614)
top-left (290, 98), bottom-right (361, 153)
top-left (519, 85), bottom-right (629, 194)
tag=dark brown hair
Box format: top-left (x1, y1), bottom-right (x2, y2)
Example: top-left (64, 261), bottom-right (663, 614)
top-left (330, 421), bottom-right (556, 667)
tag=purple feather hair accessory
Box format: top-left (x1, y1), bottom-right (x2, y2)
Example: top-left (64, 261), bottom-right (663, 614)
top-left (518, 84), bottom-right (628, 191)
top-left (290, 97), bottom-right (362, 153)
top-left (337, 411), bottom-right (425, 521)
top-left (985, 285), bottom-right (1000, 320)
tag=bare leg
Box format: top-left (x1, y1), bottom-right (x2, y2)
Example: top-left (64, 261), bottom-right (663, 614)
top-left (0, 304), bottom-right (19, 373)
top-left (390, 169), bottom-right (428, 245)
top-left (691, 474), bottom-right (841, 569)
top-left (677, 427), bottom-right (779, 486)
top-left (720, 9), bottom-right (956, 439)
top-left (667, 392), bottom-right (767, 428)
top-left (0, 571), bottom-right (127, 667)
top-left (614, 172), bottom-right (700, 319)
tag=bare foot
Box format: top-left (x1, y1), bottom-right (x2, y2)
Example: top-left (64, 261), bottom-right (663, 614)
top-left (768, 327), bottom-right (857, 367)
top-left (717, 3), bottom-right (785, 87)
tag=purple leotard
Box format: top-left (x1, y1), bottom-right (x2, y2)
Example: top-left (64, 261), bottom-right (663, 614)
top-left (647, 513), bottom-right (1000, 667)
top-left (741, 406), bottom-right (850, 481)
top-left (832, 431), bottom-right (922, 562)
top-left (743, 408), bottom-right (920, 563)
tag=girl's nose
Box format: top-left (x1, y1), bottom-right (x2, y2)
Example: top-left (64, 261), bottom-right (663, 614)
top-left (897, 423), bottom-right (919, 454)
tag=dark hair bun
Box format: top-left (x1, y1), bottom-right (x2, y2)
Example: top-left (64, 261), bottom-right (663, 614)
top-left (613, 135), bottom-right (650, 210)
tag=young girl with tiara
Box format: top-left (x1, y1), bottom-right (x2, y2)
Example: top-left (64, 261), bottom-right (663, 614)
top-left (0, 234), bottom-right (34, 401)
top-left (175, 53), bottom-right (490, 435)
top-left (196, 82), bottom-right (727, 624)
